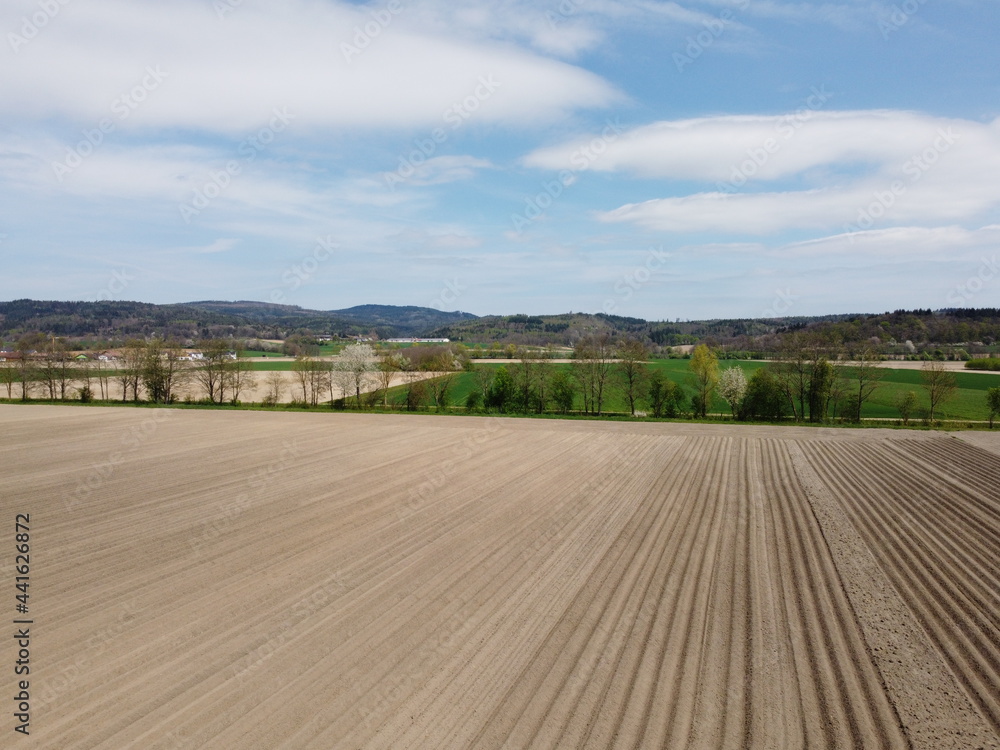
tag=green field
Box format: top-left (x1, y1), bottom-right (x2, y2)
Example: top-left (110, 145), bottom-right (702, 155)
top-left (389, 360), bottom-right (998, 422)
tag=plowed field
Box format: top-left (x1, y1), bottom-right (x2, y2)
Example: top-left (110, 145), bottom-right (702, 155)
top-left (2, 405), bottom-right (998, 749)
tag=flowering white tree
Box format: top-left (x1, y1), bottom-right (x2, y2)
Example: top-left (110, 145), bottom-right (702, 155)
top-left (337, 343), bottom-right (378, 407)
top-left (718, 366), bottom-right (748, 418)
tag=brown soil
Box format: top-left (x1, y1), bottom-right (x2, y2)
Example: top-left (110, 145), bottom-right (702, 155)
top-left (2, 405), bottom-right (998, 749)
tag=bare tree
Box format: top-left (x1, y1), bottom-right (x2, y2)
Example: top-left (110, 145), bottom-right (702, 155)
top-left (292, 356), bottom-right (312, 404)
top-left (373, 351), bottom-right (403, 408)
top-left (845, 347), bottom-right (884, 422)
top-left (921, 361), bottom-right (957, 421)
top-left (223, 347), bottom-right (256, 405)
top-left (262, 370), bottom-right (285, 406)
top-left (93, 358), bottom-right (111, 400)
top-left (572, 334), bottom-right (615, 415)
top-left (118, 340), bottom-right (145, 402)
top-left (292, 356), bottom-right (327, 406)
top-left (16, 338), bottom-right (40, 401)
top-left (193, 340), bottom-right (232, 404)
top-left (38, 338), bottom-right (64, 399)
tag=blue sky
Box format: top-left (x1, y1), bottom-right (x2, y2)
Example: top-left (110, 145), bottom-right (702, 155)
top-left (1, 0), bottom-right (998, 320)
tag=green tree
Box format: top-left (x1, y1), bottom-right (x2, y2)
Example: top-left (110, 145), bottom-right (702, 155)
top-left (987, 387), bottom-right (1000, 428)
top-left (486, 366), bottom-right (515, 413)
top-left (0, 360), bottom-right (15, 399)
top-left (142, 338), bottom-right (187, 404)
top-left (895, 390), bottom-right (918, 426)
top-left (615, 339), bottom-right (649, 416)
top-left (648, 371), bottom-right (685, 418)
top-left (807, 358), bottom-right (835, 422)
top-left (464, 390), bottom-right (482, 412)
top-left (550, 368), bottom-right (576, 414)
top-left (773, 335), bottom-right (811, 420)
top-left (739, 369), bottom-right (786, 421)
top-left (689, 344), bottom-right (719, 418)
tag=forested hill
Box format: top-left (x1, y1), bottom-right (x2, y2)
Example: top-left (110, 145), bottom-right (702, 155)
top-left (0, 300), bottom-right (476, 341)
top-left (430, 308), bottom-right (1000, 352)
top-left (1, 300), bottom-right (998, 353)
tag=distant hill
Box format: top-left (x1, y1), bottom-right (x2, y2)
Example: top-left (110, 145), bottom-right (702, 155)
top-left (0, 299), bottom-right (476, 341)
top-left (328, 304), bottom-right (477, 330)
top-left (429, 312), bottom-right (850, 347)
top-left (1, 300), bottom-right (997, 354)
top-left (431, 308), bottom-right (1000, 354)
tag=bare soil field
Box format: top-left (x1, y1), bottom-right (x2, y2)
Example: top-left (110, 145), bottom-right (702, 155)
top-left (2, 405), bottom-right (999, 749)
top-left (175, 370), bottom-right (444, 405)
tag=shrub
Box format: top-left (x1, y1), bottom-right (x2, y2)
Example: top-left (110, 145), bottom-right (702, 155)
top-left (966, 358), bottom-right (1000, 371)
top-left (738, 369), bottom-right (786, 421)
top-left (464, 390), bottom-right (482, 412)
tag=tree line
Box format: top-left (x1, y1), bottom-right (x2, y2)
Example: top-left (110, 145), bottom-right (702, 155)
top-left (0, 336), bottom-right (255, 405)
top-left (5, 332), bottom-right (1000, 427)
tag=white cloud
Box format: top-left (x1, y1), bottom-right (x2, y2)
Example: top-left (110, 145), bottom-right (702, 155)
top-left (198, 238), bottom-right (240, 254)
top-left (391, 155), bottom-right (494, 187)
top-left (406, 0), bottom-right (724, 57)
top-left (1, 0), bottom-right (620, 135)
top-left (773, 224), bottom-right (1000, 260)
top-left (521, 110), bottom-right (1000, 234)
